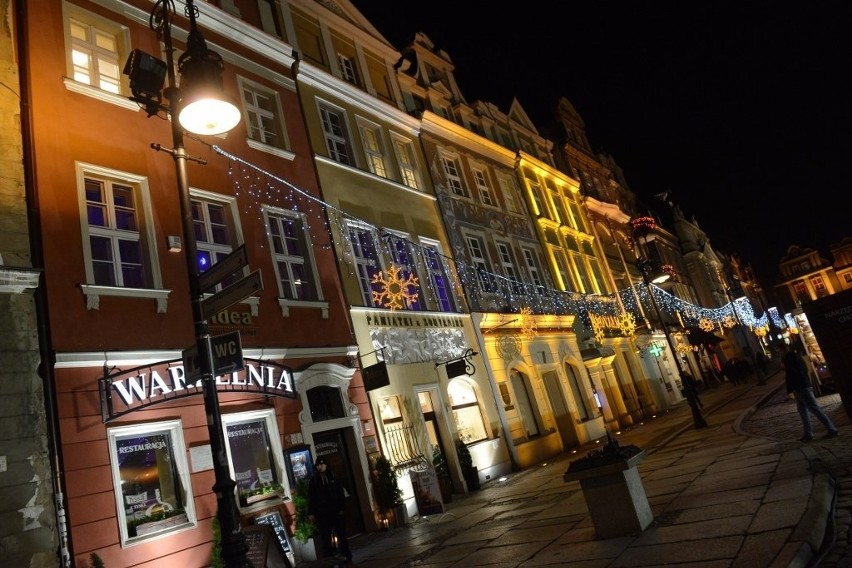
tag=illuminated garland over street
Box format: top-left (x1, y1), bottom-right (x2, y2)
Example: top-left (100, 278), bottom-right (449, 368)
top-left (211, 145), bottom-right (774, 336)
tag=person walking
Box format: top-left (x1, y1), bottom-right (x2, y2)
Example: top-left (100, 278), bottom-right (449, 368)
top-left (308, 456), bottom-right (354, 566)
top-left (781, 343), bottom-right (839, 442)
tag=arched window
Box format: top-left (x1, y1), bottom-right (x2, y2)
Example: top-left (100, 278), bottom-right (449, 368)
top-left (509, 369), bottom-right (542, 438)
top-left (447, 378), bottom-right (487, 443)
top-left (565, 362), bottom-right (592, 421)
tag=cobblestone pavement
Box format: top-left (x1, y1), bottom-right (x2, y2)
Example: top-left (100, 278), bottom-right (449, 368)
top-left (342, 371), bottom-right (852, 568)
top-left (739, 382), bottom-right (852, 567)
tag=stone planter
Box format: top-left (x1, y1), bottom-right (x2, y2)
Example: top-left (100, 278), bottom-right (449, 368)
top-left (563, 441), bottom-right (652, 538)
top-left (293, 537), bottom-right (317, 562)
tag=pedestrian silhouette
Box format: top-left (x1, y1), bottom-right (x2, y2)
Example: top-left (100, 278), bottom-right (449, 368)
top-left (781, 343), bottom-right (839, 442)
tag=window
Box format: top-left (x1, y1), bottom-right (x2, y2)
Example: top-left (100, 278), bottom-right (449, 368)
top-left (67, 8), bottom-right (124, 94)
top-left (793, 280), bottom-right (808, 300)
top-left (391, 135), bottom-right (420, 189)
top-left (465, 234), bottom-right (494, 293)
top-left (192, 192), bottom-right (240, 290)
top-left (222, 409), bottom-right (286, 505)
top-left (319, 104), bottom-right (354, 165)
top-left (80, 165), bottom-right (157, 289)
top-left (521, 247), bottom-right (545, 289)
top-left (472, 168), bottom-right (495, 206)
top-left (308, 385), bottom-right (346, 422)
top-left (811, 275), bottom-right (826, 292)
top-left (527, 177), bottom-right (548, 217)
top-left (420, 239), bottom-right (456, 312)
top-left (498, 175), bottom-right (521, 214)
top-left (565, 363), bottom-right (592, 421)
top-left (495, 241), bottom-right (522, 295)
top-left (265, 207), bottom-right (320, 301)
top-left (108, 420), bottom-right (195, 546)
top-left (337, 53), bottom-right (359, 85)
top-left (386, 232), bottom-right (422, 310)
top-left (346, 222), bottom-right (382, 306)
top-left (358, 121), bottom-right (388, 178)
top-left (240, 79), bottom-right (288, 150)
top-left (448, 379), bottom-right (488, 443)
top-left (440, 155), bottom-right (468, 198)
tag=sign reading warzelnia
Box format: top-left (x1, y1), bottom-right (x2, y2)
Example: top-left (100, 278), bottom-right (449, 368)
top-left (99, 358), bottom-right (295, 422)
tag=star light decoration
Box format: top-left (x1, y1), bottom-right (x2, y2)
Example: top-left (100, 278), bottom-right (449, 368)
top-left (371, 263), bottom-right (419, 311)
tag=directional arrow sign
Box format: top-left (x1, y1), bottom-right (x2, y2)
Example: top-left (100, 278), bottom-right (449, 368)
top-left (210, 331), bottom-right (244, 375)
top-left (181, 331), bottom-right (245, 379)
top-left (198, 244), bottom-right (248, 293)
top-left (201, 269), bottom-right (263, 320)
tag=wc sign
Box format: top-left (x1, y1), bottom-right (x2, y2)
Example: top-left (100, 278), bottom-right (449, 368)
top-left (182, 331), bottom-right (244, 381)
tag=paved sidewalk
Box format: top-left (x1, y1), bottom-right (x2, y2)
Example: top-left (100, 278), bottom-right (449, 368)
top-left (346, 371), bottom-right (851, 567)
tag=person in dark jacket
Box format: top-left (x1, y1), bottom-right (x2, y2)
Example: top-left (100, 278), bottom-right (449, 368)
top-left (308, 456), bottom-right (353, 565)
top-left (782, 343), bottom-right (839, 442)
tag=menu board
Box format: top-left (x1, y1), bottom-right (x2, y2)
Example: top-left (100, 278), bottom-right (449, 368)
top-left (255, 510), bottom-right (293, 567)
top-left (242, 526), bottom-right (269, 568)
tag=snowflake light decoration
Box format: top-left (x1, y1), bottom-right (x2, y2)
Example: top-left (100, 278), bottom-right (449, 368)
top-left (371, 263), bottom-right (419, 311)
top-left (722, 316), bottom-right (737, 328)
top-left (520, 307), bottom-right (537, 339)
top-left (699, 318), bottom-right (715, 332)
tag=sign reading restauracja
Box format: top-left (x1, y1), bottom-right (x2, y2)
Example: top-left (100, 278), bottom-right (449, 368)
top-left (99, 358), bottom-right (295, 422)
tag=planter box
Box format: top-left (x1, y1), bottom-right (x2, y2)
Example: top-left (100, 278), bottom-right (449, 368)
top-left (564, 443), bottom-right (652, 538)
top-left (132, 512), bottom-right (189, 537)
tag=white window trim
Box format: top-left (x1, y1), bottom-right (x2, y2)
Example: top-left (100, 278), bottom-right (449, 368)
top-left (355, 116), bottom-right (388, 178)
top-left (417, 236), bottom-right (458, 313)
top-left (222, 408), bottom-right (290, 507)
top-left (439, 152), bottom-right (469, 199)
top-left (471, 166), bottom-right (496, 207)
top-left (107, 420), bottom-right (197, 547)
top-left (76, 162), bottom-right (166, 310)
top-left (345, 219), bottom-right (385, 307)
top-left (390, 133), bottom-right (421, 190)
top-left (237, 76), bottom-right (291, 152)
top-left (262, 205), bottom-right (326, 314)
top-left (316, 100), bottom-right (356, 167)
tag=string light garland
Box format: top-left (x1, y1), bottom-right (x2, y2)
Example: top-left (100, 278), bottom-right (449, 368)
top-left (210, 146), bottom-right (776, 337)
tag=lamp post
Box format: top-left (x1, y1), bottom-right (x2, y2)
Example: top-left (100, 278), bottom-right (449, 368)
top-left (638, 259), bottom-right (708, 429)
top-left (125, 1), bottom-right (248, 565)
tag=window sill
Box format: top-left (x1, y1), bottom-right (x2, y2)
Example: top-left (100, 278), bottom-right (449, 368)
top-left (80, 285), bottom-right (172, 313)
top-left (63, 78), bottom-right (140, 111)
top-left (277, 298), bottom-right (329, 318)
top-left (246, 138), bottom-right (296, 161)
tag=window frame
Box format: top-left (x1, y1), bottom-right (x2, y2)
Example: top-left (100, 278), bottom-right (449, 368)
top-left (472, 167), bottom-right (496, 207)
top-left (447, 378), bottom-right (488, 444)
top-left (107, 420), bottom-right (197, 547)
top-left (238, 76), bottom-right (290, 152)
top-left (191, 189), bottom-right (244, 292)
top-left (77, 162), bottom-right (162, 291)
top-left (222, 408), bottom-right (289, 508)
top-left (264, 205), bottom-right (323, 303)
top-left (356, 118), bottom-right (388, 178)
top-left (418, 237), bottom-right (457, 313)
top-left (390, 134), bottom-right (421, 190)
top-left (318, 102), bottom-right (355, 166)
top-left (346, 220), bottom-right (384, 306)
top-left (439, 154), bottom-right (469, 198)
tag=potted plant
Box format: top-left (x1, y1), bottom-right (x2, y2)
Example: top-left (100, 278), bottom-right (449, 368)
top-left (431, 446), bottom-right (453, 503)
top-left (456, 440), bottom-right (480, 491)
top-left (372, 455), bottom-right (404, 527)
top-left (292, 479), bottom-right (317, 561)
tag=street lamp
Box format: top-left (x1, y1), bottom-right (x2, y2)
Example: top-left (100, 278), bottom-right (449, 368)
top-left (124, 1), bottom-right (248, 566)
top-left (637, 258), bottom-right (708, 429)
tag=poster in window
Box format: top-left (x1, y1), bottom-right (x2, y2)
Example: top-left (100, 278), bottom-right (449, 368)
top-left (226, 419), bottom-right (279, 492)
top-left (283, 445), bottom-right (313, 488)
top-left (115, 432), bottom-right (186, 536)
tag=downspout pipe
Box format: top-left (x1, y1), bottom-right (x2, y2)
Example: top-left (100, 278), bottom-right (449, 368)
top-left (15, 1), bottom-right (71, 565)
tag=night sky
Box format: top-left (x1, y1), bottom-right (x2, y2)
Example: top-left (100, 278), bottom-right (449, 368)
top-left (354, 2), bottom-right (850, 286)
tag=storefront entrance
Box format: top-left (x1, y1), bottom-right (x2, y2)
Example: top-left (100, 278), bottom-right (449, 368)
top-left (311, 428), bottom-right (365, 539)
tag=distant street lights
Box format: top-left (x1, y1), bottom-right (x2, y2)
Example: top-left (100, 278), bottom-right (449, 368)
top-left (123, 1), bottom-right (249, 565)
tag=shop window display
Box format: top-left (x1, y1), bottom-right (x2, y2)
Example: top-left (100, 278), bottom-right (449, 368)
top-left (107, 420), bottom-right (195, 546)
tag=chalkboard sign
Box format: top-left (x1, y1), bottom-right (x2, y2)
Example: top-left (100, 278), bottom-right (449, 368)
top-left (242, 526), bottom-right (269, 568)
top-left (255, 510), bottom-right (292, 561)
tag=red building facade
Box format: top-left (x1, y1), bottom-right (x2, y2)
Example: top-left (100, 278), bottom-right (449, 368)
top-left (20, 1), bottom-right (373, 565)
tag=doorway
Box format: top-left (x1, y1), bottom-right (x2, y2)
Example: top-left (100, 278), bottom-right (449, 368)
top-left (311, 428), bottom-right (366, 538)
top-left (542, 370), bottom-right (577, 448)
